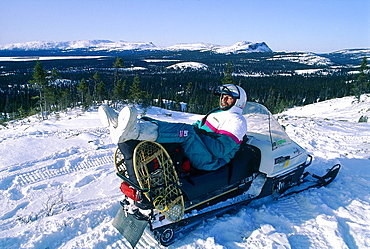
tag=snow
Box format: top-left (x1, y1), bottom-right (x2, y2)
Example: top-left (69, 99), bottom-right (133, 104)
top-left (166, 62), bottom-right (208, 71)
top-left (294, 69), bottom-right (342, 76)
top-left (213, 41), bottom-right (272, 54)
top-left (329, 49), bottom-right (370, 59)
top-left (143, 59), bottom-right (181, 63)
top-left (0, 40), bottom-right (273, 54)
top-left (164, 41), bottom-right (273, 53)
top-left (0, 56), bottom-right (108, 62)
top-left (1, 95), bottom-right (370, 248)
top-left (268, 53), bottom-right (333, 66)
top-left (165, 43), bottom-right (217, 51)
top-left (0, 40), bottom-right (156, 52)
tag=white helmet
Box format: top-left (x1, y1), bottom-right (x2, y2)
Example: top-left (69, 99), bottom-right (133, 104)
top-left (214, 84), bottom-right (247, 110)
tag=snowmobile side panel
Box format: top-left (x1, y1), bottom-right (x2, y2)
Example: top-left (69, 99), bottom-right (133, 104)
top-left (247, 134), bottom-right (308, 177)
top-left (259, 165), bottom-right (306, 198)
top-left (112, 206), bottom-right (148, 248)
top-left (179, 165), bottom-right (229, 200)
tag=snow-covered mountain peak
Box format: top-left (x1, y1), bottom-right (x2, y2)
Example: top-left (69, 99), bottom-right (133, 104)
top-left (162, 41), bottom-right (272, 54)
top-left (0, 39), bottom-right (273, 54)
top-left (214, 41), bottom-right (273, 54)
top-left (0, 39), bottom-right (157, 51)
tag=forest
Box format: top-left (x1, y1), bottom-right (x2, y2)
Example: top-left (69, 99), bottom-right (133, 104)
top-left (0, 52), bottom-right (368, 123)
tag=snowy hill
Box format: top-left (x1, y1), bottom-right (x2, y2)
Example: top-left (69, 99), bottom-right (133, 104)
top-left (0, 39), bottom-right (272, 54)
top-left (214, 41), bottom-right (272, 54)
top-left (268, 52), bottom-right (334, 66)
top-left (327, 48), bottom-right (370, 60)
top-left (165, 42), bottom-right (217, 51)
top-left (1, 40), bottom-right (368, 68)
top-left (0, 40), bottom-right (157, 52)
top-left (165, 41), bottom-right (272, 53)
top-left (0, 95), bottom-right (370, 248)
top-left (165, 61), bottom-right (209, 71)
top-left (323, 48), bottom-right (370, 66)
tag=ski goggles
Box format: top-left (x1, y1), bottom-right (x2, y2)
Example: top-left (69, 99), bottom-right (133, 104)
top-left (213, 85), bottom-right (240, 99)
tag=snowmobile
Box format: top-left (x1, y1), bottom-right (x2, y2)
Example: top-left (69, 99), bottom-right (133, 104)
top-left (111, 102), bottom-right (341, 247)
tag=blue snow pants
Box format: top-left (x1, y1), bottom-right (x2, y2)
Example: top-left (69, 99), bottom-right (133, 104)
top-left (143, 117), bottom-right (239, 171)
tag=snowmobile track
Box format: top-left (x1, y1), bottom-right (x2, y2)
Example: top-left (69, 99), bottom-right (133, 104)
top-left (14, 155), bottom-right (113, 186)
top-left (0, 127), bottom-right (108, 140)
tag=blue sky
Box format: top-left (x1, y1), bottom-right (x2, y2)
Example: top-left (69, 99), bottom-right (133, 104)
top-left (1, 0), bottom-right (369, 53)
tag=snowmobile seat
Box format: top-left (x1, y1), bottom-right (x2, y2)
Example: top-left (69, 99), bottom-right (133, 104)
top-left (163, 138), bottom-right (260, 201)
top-left (227, 142), bottom-right (261, 185)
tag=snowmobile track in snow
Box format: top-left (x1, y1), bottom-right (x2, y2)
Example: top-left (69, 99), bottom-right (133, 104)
top-left (0, 126), bottom-right (109, 140)
top-left (13, 154), bottom-right (113, 186)
top-left (0, 126), bottom-right (116, 187)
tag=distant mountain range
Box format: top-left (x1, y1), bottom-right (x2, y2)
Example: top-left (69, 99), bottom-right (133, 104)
top-left (0, 40), bottom-right (368, 68)
top-left (0, 40), bottom-right (272, 54)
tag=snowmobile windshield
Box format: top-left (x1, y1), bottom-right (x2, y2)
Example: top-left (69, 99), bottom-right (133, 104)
top-left (242, 102), bottom-right (292, 150)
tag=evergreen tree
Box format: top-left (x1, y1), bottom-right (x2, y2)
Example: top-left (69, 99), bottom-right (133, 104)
top-left (173, 94), bottom-right (181, 111)
top-left (129, 75), bottom-right (146, 106)
top-left (77, 78), bottom-right (89, 106)
top-left (96, 80), bottom-right (107, 103)
top-left (59, 88), bottom-right (72, 111)
top-left (44, 85), bottom-right (56, 111)
top-left (18, 106), bottom-right (26, 119)
top-left (353, 57), bottom-right (368, 102)
top-left (185, 81), bottom-right (194, 105)
top-left (112, 58), bottom-right (125, 106)
top-left (157, 93), bottom-right (163, 108)
top-left (113, 57), bottom-right (124, 83)
top-left (185, 82), bottom-right (193, 96)
top-left (30, 60), bottom-right (48, 119)
top-left (42, 68), bottom-right (62, 111)
top-left (140, 91), bottom-right (152, 111)
top-left (91, 72), bottom-right (101, 102)
top-left (113, 79), bottom-right (126, 105)
top-left (50, 68), bottom-right (59, 82)
top-left (85, 92), bottom-right (93, 111)
top-left (221, 62), bottom-right (234, 85)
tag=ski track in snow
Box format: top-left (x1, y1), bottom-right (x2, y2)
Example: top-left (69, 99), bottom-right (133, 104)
top-left (0, 126), bottom-right (115, 187)
top-left (1, 96), bottom-right (370, 249)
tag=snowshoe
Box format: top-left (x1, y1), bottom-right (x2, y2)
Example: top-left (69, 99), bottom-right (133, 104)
top-left (111, 102), bottom-right (341, 247)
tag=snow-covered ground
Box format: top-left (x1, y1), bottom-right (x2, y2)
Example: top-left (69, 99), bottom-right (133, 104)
top-left (0, 95), bottom-right (369, 248)
top-left (165, 62), bottom-right (208, 71)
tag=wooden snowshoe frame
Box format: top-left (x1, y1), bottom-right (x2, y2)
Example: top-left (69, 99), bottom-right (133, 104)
top-left (133, 141), bottom-right (185, 222)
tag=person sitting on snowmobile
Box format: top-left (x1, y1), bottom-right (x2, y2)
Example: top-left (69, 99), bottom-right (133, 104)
top-left (99, 84), bottom-right (247, 171)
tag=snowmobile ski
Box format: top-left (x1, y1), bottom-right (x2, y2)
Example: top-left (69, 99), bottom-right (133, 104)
top-left (279, 164), bottom-right (341, 198)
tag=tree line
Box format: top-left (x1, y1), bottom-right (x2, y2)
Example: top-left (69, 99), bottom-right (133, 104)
top-left (0, 57), bottom-right (368, 123)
